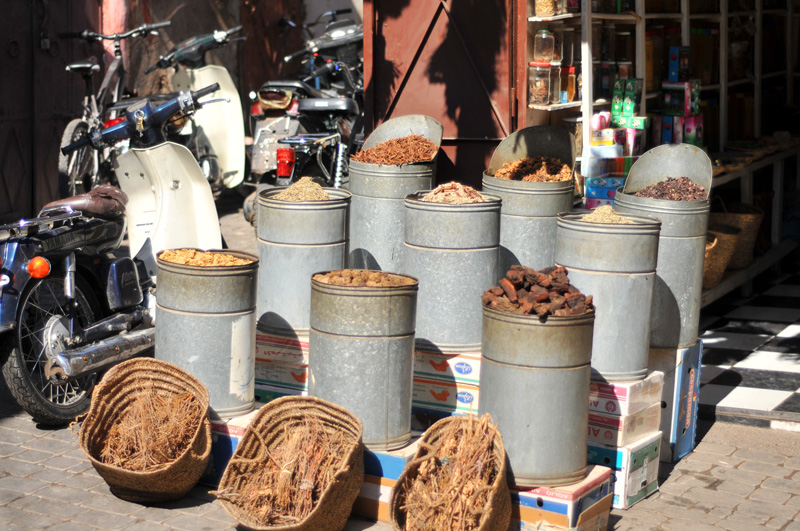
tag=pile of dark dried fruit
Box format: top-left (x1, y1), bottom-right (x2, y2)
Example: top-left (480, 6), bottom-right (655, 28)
top-left (493, 156), bottom-right (572, 183)
top-left (351, 134), bottom-right (437, 165)
top-left (481, 265), bottom-right (594, 318)
top-left (634, 177), bottom-right (707, 201)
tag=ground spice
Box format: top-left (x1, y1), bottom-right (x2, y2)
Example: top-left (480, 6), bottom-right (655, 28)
top-left (493, 156), bottom-right (572, 183)
top-left (274, 177), bottom-right (331, 201)
top-left (634, 177), bottom-right (707, 201)
top-left (313, 269), bottom-right (416, 287)
top-left (482, 265), bottom-right (594, 318)
top-left (421, 182), bottom-right (486, 204)
top-left (159, 249), bottom-right (253, 266)
top-left (581, 205), bottom-right (634, 224)
top-left (351, 134), bottom-right (437, 165)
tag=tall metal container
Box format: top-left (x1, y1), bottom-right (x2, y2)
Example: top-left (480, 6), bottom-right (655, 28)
top-left (402, 192), bottom-right (501, 352)
top-left (155, 250), bottom-right (259, 419)
top-left (556, 211), bottom-right (662, 381)
top-left (348, 115), bottom-right (443, 271)
top-left (481, 126), bottom-right (575, 272)
top-left (308, 271), bottom-right (418, 451)
top-left (256, 188), bottom-right (351, 333)
top-left (479, 307), bottom-right (594, 488)
top-left (614, 144), bottom-right (712, 349)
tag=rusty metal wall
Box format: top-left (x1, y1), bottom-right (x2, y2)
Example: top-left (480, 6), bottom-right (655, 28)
top-left (363, 0), bottom-right (517, 187)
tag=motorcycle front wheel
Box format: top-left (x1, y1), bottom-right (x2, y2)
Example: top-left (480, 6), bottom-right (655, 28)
top-left (1, 275), bottom-right (100, 426)
top-left (57, 119), bottom-right (97, 198)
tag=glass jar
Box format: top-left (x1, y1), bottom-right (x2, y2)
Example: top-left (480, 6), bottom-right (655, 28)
top-left (602, 23), bottom-right (616, 61)
top-left (576, 64), bottom-right (583, 100)
top-left (617, 61), bottom-right (633, 79)
top-left (591, 21), bottom-right (603, 58)
top-left (556, 0), bottom-right (567, 14)
top-left (615, 31), bottom-right (633, 63)
top-left (562, 27), bottom-right (575, 66)
top-left (533, 30), bottom-right (555, 63)
top-left (564, 66), bottom-right (577, 102)
top-left (552, 25), bottom-right (564, 63)
top-left (550, 61), bottom-right (562, 104)
top-left (528, 61), bottom-right (551, 106)
top-left (534, 0), bottom-right (557, 16)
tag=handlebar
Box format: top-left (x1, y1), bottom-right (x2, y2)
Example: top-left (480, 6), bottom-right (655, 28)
top-left (60, 135), bottom-right (93, 156)
top-left (302, 62), bottom-right (336, 83)
top-left (284, 48), bottom-right (308, 63)
top-left (227, 25), bottom-right (243, 36)
top-left (58, 21), bottom-right (170, 42)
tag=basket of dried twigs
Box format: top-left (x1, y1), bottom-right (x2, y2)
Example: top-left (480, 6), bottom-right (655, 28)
top-left (214, 396), bottom-right (364, 531)
top-left (703, 223), bottom-right (742, 290)
top-left (389, 414), bottom-right (511, 531)
top-left (709, 198), bottom-right (764, 270)
top-left (78, 358), bottom-right (212, 503)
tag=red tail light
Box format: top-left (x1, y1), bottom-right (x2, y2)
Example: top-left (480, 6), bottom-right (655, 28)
top-left (104, 117), bottom-right (126, 129)
top-left (276, 148), bottom-right (295, 178)
top-left (250, 101), bottom-right (263, 116)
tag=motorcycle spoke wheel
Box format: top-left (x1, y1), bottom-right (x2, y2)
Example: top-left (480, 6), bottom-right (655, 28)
top-left (2, 276), bottom-right (98, 425)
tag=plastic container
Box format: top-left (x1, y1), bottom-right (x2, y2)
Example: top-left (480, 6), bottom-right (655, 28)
top-left (576, 64), bottom-right (583, 100)
top-left (564, 66), bottom-right (577, 102)
top-left (528, 61), bottom-right (551, 106)
top-left (534, 0), bottom-right (557, 16)
top-left (552, 25), bottom-right (564, 63)
top-left (562, 27), bottom-right (575, 66)
top-left (550, 62), bottom-right (562, 104)
top-left (533, 30), bottom-right (555, 63)
top-left (602, 23), bottom-right (616, 61)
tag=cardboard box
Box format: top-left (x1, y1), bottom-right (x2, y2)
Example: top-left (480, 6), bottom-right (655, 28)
top-left (255, 328), bottom-right (309, 365)
top-left (351, 475), bottom-right (394, 523)
top-left (255, 360), bottom-right (308, 392)
top-left (667, 46), bottom-right (690, 82)
top-left (648, 340), bottom-right (702, 463)
top-left (622, 79), bottom-right (643, 117)
top-left (413, 349), bottom-right (481, 385)
top-left (662, 80), bottom-right (701, 117)
top-left (589, 371), bottom-right (664, 416)
top-left (613, 115), bottom-right (651, 129)
top-left (683, 114), bottom-right (704, 146)
top-left (588, 402), bottom-right (662, 447)
top-left (585, 176), bottom-right (626, 189)
top-left (412, 377), bottom-right (479, 415)
top-left (588, 431), bottom-right (661, 509)
top-left (585, 186), bottom-right (618, 200)
top-left (672, 116), bottom-right (685, 145)
top-left (511, 465), bottom-right (613, 530)
top-left (254, 382), bottom-right (306, 403)
top-left (201, 406), bottom-right (263, 487)
top-left (590, 128), bottom-right (625, 146)
top-left (625, 128), bottom-right (644, 156)
top-left (584, 198), bottom-right (614, 209)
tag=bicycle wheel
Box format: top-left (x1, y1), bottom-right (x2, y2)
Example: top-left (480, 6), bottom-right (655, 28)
top-left (57, 119), bottom-right (97, 197)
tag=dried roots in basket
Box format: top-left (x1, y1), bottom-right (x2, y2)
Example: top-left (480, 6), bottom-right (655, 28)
top-left (99, 384), bottom-right (204, 472)
top-left (400, 414), bottom-right (502, 531)
top-left (214, 417), bottom-right (350, 527)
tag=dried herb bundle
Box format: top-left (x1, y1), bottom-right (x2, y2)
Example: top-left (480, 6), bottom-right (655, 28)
top-left (493, 156), bottom-right (572, 183)
top-left (352, 134), bottom-right (437, 165)
top-left (159, 249), bottom-right (253, 266)
top-left (214, 418), bottom-right (349, 527)
top-left (400, 414), bottom-right (501, 531)
top-left (99, 386), bottom-right (204, 471)
top-left (634, 177), bottom-right (707, 201)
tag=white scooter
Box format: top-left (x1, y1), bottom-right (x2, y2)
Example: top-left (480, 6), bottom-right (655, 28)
top-left (146, 26), bottom-right (245, 195)
top-left (62, 84), bottom-right (224, 278)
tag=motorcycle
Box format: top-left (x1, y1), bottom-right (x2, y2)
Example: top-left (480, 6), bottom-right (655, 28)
top-left (144, 26), bottom-right (246, 196)
top-left (242, 10), bottom-right (363, 220)
top-left (0, 84), bottom-right (222, 425)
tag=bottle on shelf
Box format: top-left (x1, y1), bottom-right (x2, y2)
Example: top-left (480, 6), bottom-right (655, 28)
top-left (528, 61), bottom-right (551, 107)
top-left (550, 61), bottom-right (562, 104)
top-left (533, 29), bottom-right (555, 63)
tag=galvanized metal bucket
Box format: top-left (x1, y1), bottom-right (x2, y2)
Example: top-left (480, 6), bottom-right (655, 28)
top-left (479, 306), bottom-right (594, 488)
top-left (256, 188), bottom-right (351, 333)
top-left (615, 144), bottom-right (712, 349)
top-left (347, 115), bottom-right (443, 272)
top-left (308, 271), bottom-right (418, 451)
top-left (481, 126), bottom-right (576, 272)
top-left (155, 250), bottom-right (258, 419)
top-left (402, 192), bottom-right (501, 352)
top-left (556, 211), bottom-right (662, 382)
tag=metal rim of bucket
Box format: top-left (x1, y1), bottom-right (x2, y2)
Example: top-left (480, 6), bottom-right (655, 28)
top-left (614, 188), bottom-right (710, 213)
top-left (404, 191), bottom-right (502, 213)
top-left (311, 270), bottom-right (419, 295)
top-left (482, 304), bottom-right (595, 329)
top-left (156, 249), bottom-right (259, 277)
top-left (482, 172), bottom-right (574, 194)
top-left (622, 143), bottom-right (713, 197)
top-left (349, 159), bottom-right (435, 172)
top-left (258, 187), bottom-right (352, 210)
top-left (557, 210), bottom-right (662, 235)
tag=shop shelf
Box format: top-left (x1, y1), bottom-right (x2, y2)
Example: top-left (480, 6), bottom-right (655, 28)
top-left (645, 90), bottom-right (661, 100)
top-left (701, 83), bottom-right (721, 90)
top-left (763, 9), bottom-right (788, 16)
top-left (689, 14), bottom-right (721, 21)
top-left (528, 101), bottom-right (583, 111)
top-left (728, 78), bottom-right (754, 87)
top-left (590, 13), bottom-right (641, 22)
top-left (528, 13), bottom-right (581, 23)
top-left (762, 71), bottom-right (788, 80)
top-left (729, 11), bottom-right (755, 17)
top-left (644, 13), bottom-right (682, 19)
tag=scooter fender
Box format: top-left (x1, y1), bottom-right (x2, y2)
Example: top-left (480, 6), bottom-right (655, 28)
top-left (173, 65), bottom-right (246, 189)
top-left (115, 143), bottom-right (222, 277)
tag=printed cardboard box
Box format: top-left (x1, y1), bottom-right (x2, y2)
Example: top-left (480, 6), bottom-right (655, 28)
top-left (684, 114), bottom-right (704, 146)
top-left (255, 360), bottom-right (308, 392)
top-left (588, 402), bottom-right (661, 447)
top-left (584, 198), bottom-right (614, 209)
top-left (254, 382), bottom-right (306, 403)
top-left (412, 377), bottom-right (479, 416)
top-left (590, 128), bottom-right (625, 146)
top-left (255, 328), bottom-right (309, 365)
top-left (648, 340), bottom-right (702, 463)
top-left (413, 349), bottom-right (481, 385)
top-left (201, 406), bottom-right (263, 487)
top-left (585, 176), bottom-right (626, 190)
top-left (588, 431), bottom-right (661, 509)
top-left (351, 475), bottom-right (395, 523)
top-left (662, 80), bottom-right (701, 116)
top-left (585, 186), bottom-right (618, 200)
top-left (589, 371), bottom-right (664, 416)
top-left (613, 115), bottom-right (651, 129)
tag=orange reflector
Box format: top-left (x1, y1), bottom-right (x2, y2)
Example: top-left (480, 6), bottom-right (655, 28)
top-left (27, 256), bottom-right (51, 279)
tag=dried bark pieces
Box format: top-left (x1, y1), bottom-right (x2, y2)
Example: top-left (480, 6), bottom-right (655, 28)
top-left (351, 134), bottom-right (437, 166)
top-left (421, 181), bottom-right (487, 204)
top-left (493, 156), bottom-right (572, 183)
top-left (634, 177), bottom-right (707, 201)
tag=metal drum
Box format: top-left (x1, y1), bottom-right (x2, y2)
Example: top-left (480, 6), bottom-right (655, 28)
top-left (155, 250), bottom-right (258, 419)
top-left (308, 271), bottom-right (418, 451)
top-left (479, 307), bottom-right (594, 488)
top-left (556, 211), bottom-right (662, 381)
top-left (347, 115), bottom-right (442, 272)
top-left (481, 126), bottom-right (576, 272)
top-left (614, 144), bottom-right (712, 349)
top-left (256, 188), bottom-right (351, 333)
top-left (402, 192), bottom-right (501, 352)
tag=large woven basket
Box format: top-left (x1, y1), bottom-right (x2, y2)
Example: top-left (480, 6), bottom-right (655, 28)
top-left (389, 415), bottom-right (512, 531)
top-left (703, 223), bottom-right (742, 289)
top-left (709, 199), bottom-right (764, 269)
top-left (215, 396), bottom-right (364, 531)
top-left (79, 358), bottom-right (212, 503)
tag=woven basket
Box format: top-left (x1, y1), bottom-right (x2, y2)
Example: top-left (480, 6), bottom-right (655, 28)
top-left (709, 199), bottom-right (764, 270)
top-left (389, 415), bottom-right (512, 531)
top-left (215, 396), bottom-right (364, 531)
top-left (703, 223), bottom-right (742, 289)
top-left (79, 358), bottom-right (212, 503)
top-left (702, 233), bottom-right (718, 284)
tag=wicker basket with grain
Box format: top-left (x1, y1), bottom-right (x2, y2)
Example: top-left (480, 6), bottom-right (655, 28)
top-left (79, 358), bottom-right (212, 503)
top-left (390, 414), bottom-right (511, 531)
top-left (703, 223), bottom-right (742, 289)
top-left (214, 396), bottom-right (364, 531)
top-left (709, 199), bottom-right (764, 270)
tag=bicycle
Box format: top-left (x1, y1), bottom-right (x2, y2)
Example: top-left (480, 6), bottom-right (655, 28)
top-left (57, 21), bottom-right (170, 197)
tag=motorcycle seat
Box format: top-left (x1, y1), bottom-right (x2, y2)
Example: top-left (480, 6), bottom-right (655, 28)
top-left (260, 80), bottom-right (327, 99)
top-left (66, 59), bottom-right (101, 76)
top-left (298, 97), bottom-right (358, 115)
top-left (41, 185), bottom-right (128, 219)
